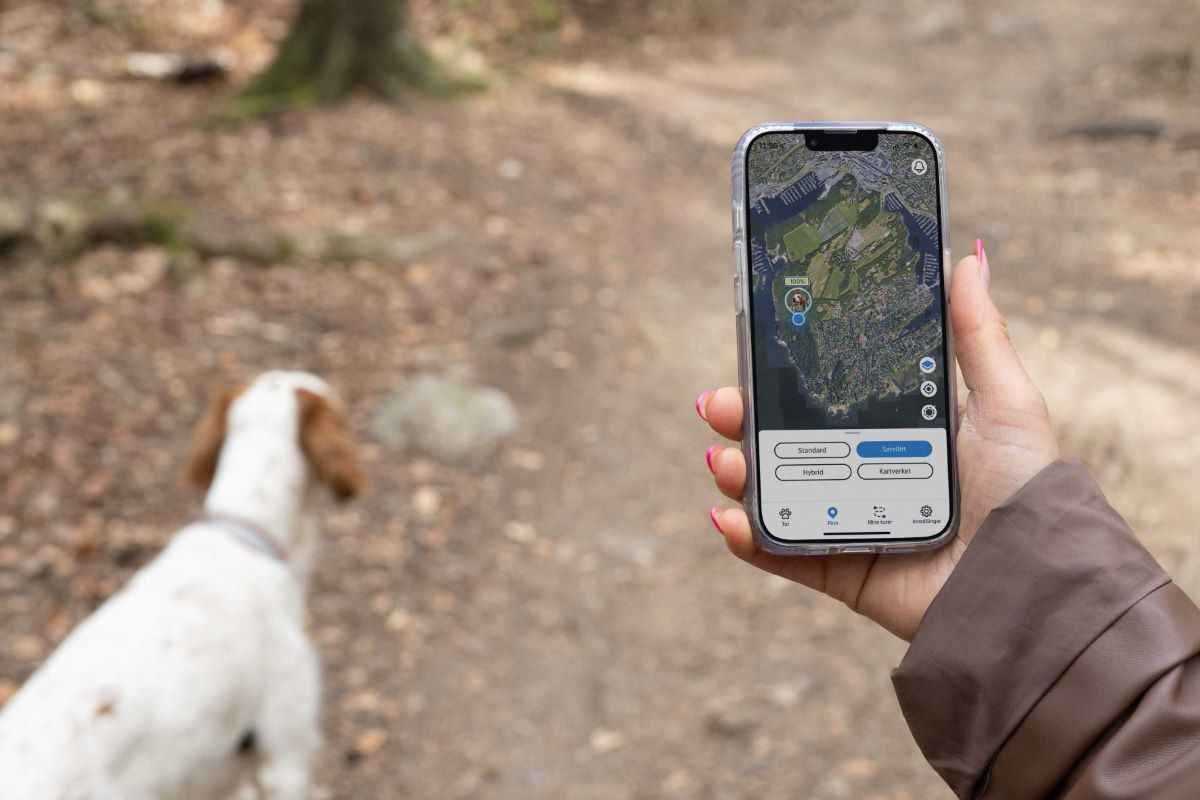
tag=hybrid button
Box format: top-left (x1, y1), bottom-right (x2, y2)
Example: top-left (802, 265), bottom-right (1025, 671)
top-left (775, 463), bottom-right (852, 481)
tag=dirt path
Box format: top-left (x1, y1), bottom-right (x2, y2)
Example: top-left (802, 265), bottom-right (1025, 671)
top-left (3, 2), bottom-right (1200, 798)
top-left (380, 4), bottom-right (1200, 797)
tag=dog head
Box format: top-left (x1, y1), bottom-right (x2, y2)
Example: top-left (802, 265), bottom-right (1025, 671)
top-left (186, 371), bottom-right (365, 502)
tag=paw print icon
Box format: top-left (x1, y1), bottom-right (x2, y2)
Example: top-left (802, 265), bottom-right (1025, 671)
top-left (779, 507), bottom-right (793, 521)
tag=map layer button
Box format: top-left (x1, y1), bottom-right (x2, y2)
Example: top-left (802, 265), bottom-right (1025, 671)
top-left (856, 441), bottom-right (933, 459)
top-left (857, 462), bottom-right (934, 480)
top-left (774, 442), bottom-right (851, 459)
top-left (775, 463), bottom-right (852, 482)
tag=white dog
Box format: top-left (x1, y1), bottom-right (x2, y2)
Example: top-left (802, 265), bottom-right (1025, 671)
top-left (0, 371), bottom-right (364, 799)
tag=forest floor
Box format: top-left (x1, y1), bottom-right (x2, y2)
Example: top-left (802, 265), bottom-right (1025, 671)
top-left (3, 1), bottom-right (1200, 798)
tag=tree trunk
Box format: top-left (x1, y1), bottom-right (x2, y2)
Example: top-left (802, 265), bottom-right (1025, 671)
top-left (235, 0), bottom-right (468, 115)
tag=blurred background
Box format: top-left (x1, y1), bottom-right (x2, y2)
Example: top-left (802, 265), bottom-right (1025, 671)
top-left (2, 1), bottom-right (1199, 798)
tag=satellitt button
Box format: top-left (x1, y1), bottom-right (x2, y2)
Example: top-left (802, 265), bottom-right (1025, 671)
top-left (856, 441), bottom-right (933, 459)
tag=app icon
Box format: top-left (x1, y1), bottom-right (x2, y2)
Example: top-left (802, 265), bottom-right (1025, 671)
top-left (872, 505), bottom-right (887, 519)
top-left (919, 356), bottom-right (936, 374)
top-left (920, 380), bottom-right (937, 398)
top-left (911, 158), bottom-right (928, 176)
top-left (920, 504), bottom-right (933, 518)
top-left (779, 507), bottom-right (792, 521)
top-left (826, 506), bottom-right (838, 520)
top-left (921, 404), bottom-right (938, 421)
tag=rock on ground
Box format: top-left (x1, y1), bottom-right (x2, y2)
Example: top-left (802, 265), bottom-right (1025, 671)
top-left (371, 375), bottom-right (519, 465)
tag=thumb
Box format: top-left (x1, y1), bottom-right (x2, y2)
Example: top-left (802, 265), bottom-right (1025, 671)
top-left (950, 244), bottom-right (1033, 395)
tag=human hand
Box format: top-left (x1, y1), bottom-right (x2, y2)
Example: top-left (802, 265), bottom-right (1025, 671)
top-left (699, 243), bottom-right (1059, 640)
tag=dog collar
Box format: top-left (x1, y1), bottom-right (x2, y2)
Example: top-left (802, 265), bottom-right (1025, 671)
top-left (204, 512), bottom-right (288, 563)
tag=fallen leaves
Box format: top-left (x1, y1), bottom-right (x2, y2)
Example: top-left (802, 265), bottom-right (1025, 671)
top-left (412, 486), bottom-right (442, 519)
top-left (588, 727), bottom-right (625, 754)
top-left (347, 728), bottom-right (389, 762)
top-left (502, 521), bottom-right (536, 544)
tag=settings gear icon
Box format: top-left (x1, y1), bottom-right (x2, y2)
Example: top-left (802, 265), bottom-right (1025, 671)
top-left (919, 505), bottom-right (933, 518)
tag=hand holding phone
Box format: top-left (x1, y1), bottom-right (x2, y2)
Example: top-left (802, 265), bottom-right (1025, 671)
top-left (733, 123), bottom-right (959, 554)
top-left (705, 241), bottom-right (1060, 640)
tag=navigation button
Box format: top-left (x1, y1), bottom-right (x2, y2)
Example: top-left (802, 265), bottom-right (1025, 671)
top-left (774, 442), bottom-right (851, 459)
top-left (857, 463), bottom-right (934, 480)
top-left (856, 441), bottom-right (933, 459)
top-left (775, 463), bottom-right (852, 481)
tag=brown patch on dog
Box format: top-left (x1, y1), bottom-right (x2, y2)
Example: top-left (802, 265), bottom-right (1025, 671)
top-left (296, 388), bottom-right (365, 502)
top-left (185, 387), bottom-right (242, 491)
top-left (95, 700), bottom-right (116, 717)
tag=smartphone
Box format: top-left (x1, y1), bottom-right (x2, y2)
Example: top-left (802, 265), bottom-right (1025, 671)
top-left (731, 123), bottom-right (959, 555)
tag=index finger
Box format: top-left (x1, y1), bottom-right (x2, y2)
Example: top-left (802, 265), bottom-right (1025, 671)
top-left (698, 386), bottom-right (744, 442)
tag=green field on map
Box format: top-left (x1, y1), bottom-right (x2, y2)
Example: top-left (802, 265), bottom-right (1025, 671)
top-left (748, 137), bottom-right (941, 418)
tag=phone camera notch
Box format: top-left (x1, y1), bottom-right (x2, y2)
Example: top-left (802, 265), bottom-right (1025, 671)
top-left (804, 131), bottom-right (879, 151)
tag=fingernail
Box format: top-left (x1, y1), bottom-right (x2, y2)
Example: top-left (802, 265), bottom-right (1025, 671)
top-left (975, 238), bottom-right (990, 287)
top-left (705, 445), bottom-right (718, 473)
top-left (695, 391), bottom-right (711, 420)
top-left (709, 507), bottom-right (724, 534)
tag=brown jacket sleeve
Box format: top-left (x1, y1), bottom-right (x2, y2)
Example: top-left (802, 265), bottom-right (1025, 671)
top-left (892, 461), bottom-right (1200, 799)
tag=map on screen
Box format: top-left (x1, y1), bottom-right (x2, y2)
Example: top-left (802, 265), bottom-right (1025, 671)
top-left (746, 132), bottom-right (945, 429)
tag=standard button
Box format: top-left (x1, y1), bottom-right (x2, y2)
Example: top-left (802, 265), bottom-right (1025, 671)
top-left (775, 463), bottom-right (852, 481)
top-left (856, 440), bottom-right (933, 458)
top-left (774, 441), bottom-right (851, 459)
top-left (857, 462), bottom-right (934, 480)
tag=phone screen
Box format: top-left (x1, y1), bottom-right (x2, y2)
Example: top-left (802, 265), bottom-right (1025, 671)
top-left (744, 130), bottom-right (953, 543)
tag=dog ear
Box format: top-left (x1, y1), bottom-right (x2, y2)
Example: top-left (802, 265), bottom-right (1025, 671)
top-left (186, 387), bottom-right (240, 491)
top-left (296, 388), bottom-right (365, 502)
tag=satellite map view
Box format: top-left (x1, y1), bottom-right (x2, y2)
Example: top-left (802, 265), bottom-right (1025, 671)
top-left (746, 132), bottom-right (946, 429)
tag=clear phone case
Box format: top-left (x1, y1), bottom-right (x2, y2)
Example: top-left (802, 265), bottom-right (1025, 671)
top-left (731, 122), bottom-right (960, 556)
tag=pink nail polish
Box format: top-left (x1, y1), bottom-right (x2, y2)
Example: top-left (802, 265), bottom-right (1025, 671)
top-left (695, 391), bottom-right (711, 421)
top-left (709, 507), bottom-right (723, 534)
top-left (976, 238), bottom-right (990, 287)
top-left (705, 446), bottom-right (718, 473)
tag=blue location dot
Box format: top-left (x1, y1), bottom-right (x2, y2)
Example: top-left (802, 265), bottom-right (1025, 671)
top-left (791, 311), bottom-right (807, 328)
top-left (827, 506), bottom-right (838, 519)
